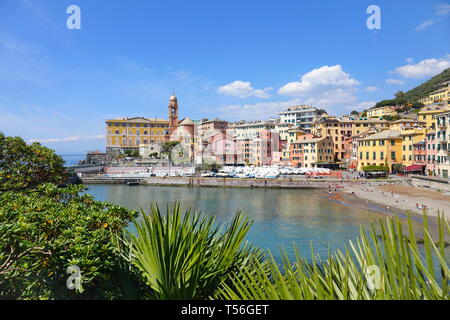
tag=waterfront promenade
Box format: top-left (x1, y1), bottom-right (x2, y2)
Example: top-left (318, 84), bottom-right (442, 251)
top-left (80, 174), bottom-right (400, 189)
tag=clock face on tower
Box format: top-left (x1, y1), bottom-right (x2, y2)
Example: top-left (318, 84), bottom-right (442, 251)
top-left (172, 107), bottom-right (176, 115)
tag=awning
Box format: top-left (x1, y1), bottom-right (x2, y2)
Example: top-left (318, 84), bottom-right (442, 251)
top-left (405, 164), bottom-right (425, 172)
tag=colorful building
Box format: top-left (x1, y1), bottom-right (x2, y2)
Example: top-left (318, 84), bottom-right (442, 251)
top-left (367, 106), bottom-right (397, 118)
top-left (278, 105), bottom-right (321, 133)
top-left (400, 128), bottom-right (426, 166)
top-left (312, 116), bottom-right (388, 163)
top-left (418, 104), bottom-right (449, 131)
top-left (435, 111), bottom-right (450, 179)
top-left (357, 130), bottom-right (402, 172)
top-left (289, 135), bottom-right (334, 168)
top-left (105, 117), bottom-right (169, 153)
top-left (419, 81), bottom-right (450, 107)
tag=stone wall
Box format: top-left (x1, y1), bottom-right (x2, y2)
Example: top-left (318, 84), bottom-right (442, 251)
top-left (410, 175), bottom-right (450, 192)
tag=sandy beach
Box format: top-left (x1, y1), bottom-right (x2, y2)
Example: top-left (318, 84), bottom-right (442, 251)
top-left (342, 182), bottom-right (450, 220)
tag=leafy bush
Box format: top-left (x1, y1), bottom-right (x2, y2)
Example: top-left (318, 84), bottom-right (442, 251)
top-left (0, 132), bottom-right (66, 192)
top-left (362, 165), bottom-right (388, 172)
top-left (0, 184), bottom-right (137, 299)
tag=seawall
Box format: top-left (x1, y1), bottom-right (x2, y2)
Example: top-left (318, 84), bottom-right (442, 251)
top-left (80, 175), bottom-right (401, 189)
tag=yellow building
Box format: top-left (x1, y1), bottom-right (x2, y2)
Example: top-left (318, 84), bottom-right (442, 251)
top-left (105, 117), bottom-right (169, 153)
top-left (419, 81), bottom-right (450, 107)
top-left (388, 119), bottom-right (426, 131)
top-left (400, 128), bottom-right (426, 166)
top-left (289, 136), bottom-right (334, 168)
top-left (312, 116), bottom-right (388, 161)
top-left (418, 104), bottom-right (450, 131)
top-left (357, 130), bottom-right (402, 172)
top-left (367, 106), bottom-right (397, 118)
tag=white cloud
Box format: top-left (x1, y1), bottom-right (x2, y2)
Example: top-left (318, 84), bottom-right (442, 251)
top-left (406, 57), bottom-right (414, 64)
top-left (435, 3), bottom-right (450, 16)
top-left (278, 65), bottom-right (359, 97)
top-left (275, 65), bottom-right (365, 114)
top-left (28, 135), bottom-right (105, 143)
top-left (213, 99), bottom-right (300, 121)
top-left (414, 20), bottom-right (434, 31)
top-left (392, 54), bottom-right (450, 79)
top-left (386, 79), bottom-right (406, 85)
top-left (364, 86), bottom-right (378, 92)
top-left (217, 81), bottom-right (272, 98)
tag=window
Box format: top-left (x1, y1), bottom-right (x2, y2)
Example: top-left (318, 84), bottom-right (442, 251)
top-left (391, 152), bottom-right (396, 160)
top-left (380, 152), bottom-right (384, 160)
top-left (372, 152), bottom-right (376, 160)
top-left (390, 140), bottom-right (395, 146)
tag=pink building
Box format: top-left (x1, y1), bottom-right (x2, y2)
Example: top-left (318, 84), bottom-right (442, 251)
top-left (205, 132), bottom-right (238, 165)
top-left (250, 130), bottom-right (281, 166)
top-left (425, 131), bottom-right (439, 176)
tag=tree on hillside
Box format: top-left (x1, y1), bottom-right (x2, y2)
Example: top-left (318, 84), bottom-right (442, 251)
top-left (375, 68), bottom-right (450, 109)
top-left (394, 91), bottom-right (405, 99)
top-left (0, 132), bottom-right (67, 192)
top-left (350, 110), bottom-right (359, 116)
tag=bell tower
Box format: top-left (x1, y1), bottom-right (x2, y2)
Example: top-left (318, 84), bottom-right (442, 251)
top-left (168, 93), bottom-right (179, 131)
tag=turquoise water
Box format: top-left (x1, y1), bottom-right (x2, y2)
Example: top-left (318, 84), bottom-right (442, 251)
top-left (85, 184), bottom-right (431, 261)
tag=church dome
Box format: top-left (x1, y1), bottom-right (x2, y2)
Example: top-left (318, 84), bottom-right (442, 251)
top-left (179, 118), bottom-right (194, 126)
top-left (169, 95), bottom-right (177, 102)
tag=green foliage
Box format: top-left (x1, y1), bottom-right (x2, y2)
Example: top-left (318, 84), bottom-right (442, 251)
top-left (381, 114), bottom-right (401, 122)
top-left (403, 68), bottom-right (450, 102)
top-left (219, 213), bottom-right (449, 300)
top-left (120, 203), bottom-right (264, 299)
top-left (362, 165), bottom-right (388, 172)
top-left (0, 132), bottom-right (67, 192)
top-left (161, 141), bottom-right (180, 153)
top-left (350, 110), bottom-right (359, 116)
top-left (394, 90), bottom-right (405, 99)
top-left (124, 149), bottom-right (139, 157)
top-left (160, 141), bottom-right (180, 161)
top-left (197, 162), bottom-right (223, 172)
top-left (0, 183), bottom-right (137, 299)
top-left (374, 68), bottom-right (450, 109)
top-left (375, 98), bottom-right (407, 108)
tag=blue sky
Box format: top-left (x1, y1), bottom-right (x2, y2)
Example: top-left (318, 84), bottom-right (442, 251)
top-left (0, 0), bottom-right (449, 154)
